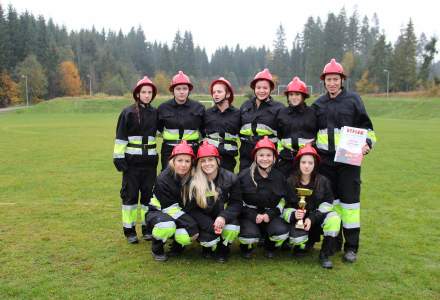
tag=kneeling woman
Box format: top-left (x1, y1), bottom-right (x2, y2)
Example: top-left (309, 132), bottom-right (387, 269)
top-left (238, 136), bottom-right (290, 258)
top-left (186, 141), bottom-right (242, 262)
top-left (283, 145), bottom-right (341, 269)
top-left (147, 141), bottom-right (199, 261)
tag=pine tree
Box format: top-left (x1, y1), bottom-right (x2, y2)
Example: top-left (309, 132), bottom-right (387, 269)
top-left (418, 37), bottom-right (437, 84)
top-left (270, 24), bottom-right (290, 84)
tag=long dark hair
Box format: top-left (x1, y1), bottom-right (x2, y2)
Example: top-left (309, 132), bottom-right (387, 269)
top-left (290, 155), bottom-right (320, 191)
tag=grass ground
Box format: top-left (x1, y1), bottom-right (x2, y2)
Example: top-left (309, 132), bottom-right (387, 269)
top-left (0, 95), bottom-right (439, 299)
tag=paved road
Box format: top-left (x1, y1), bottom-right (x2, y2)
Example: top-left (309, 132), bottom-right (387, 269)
top-left (0, 106), bottom-right (28, 113)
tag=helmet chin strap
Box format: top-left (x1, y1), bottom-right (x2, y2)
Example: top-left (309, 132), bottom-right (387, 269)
top-left (214, 96), bottom-right (227, 105)
top-left (257, 163), bottom-right (272, 173)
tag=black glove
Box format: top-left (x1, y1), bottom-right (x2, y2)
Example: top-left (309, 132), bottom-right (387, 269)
top-left (113, 158), bottom-right (128, 172)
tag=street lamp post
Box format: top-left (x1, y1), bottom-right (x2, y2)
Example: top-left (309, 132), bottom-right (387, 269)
top-left (383, 69), bottom-right (390, 98)
top-left (21, 74), bottom-right (29, 106)
top-left (87, 74), bottom-right (92, 96)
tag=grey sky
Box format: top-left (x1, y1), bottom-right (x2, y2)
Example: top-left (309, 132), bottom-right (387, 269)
top-left (7, 0), bottom-right (440, 59)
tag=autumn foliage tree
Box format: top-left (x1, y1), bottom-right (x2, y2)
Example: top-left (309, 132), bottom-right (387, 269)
top-left (57, 61), bottom-right (82, 96)
top-left (0, 71), bottom-right (21, 107)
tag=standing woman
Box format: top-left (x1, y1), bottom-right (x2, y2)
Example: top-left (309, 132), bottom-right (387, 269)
top-left (203, 77), bottom-right (241, 172)
top-left (147, 141), bottom-right (199, 261)
top-left (276, 76), bottom-right (317, 177)
top-left (239, 69), bottom-right (284, 171)
top-left (158, 70), bottom-right (205, 170)
top-left (186, 141), bottom-right (242, 262)
top-left (312, 58), bottom-right (377, 263)
top-left (238, 136), bottom-right (290, 258)
top-left (283, 145), bottom-right (341, 269)
top-left (113, 76), bottom-right (159, 244)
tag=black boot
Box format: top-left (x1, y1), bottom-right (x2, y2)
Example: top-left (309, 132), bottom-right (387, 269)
top-left (320, 236), bottom-right (334, 268)
top-left (151, 239), bottom-right (167, 261)
top-left (319, 252), bottom-right (333, 269)
top-left (240, 244), bottom-right (253, 259)
top-left (202, 246), bottom-right (213, 259)
top-left (126, 235), bottom-right (139, 244)
top-left (142, 224), bottom-right (153, 241)
top-left (215, 242), bottom-right (230, 263)
top-left (264, 240), bottom-right (276, 259)
top-left (168, 240), bottom-right (184, 257)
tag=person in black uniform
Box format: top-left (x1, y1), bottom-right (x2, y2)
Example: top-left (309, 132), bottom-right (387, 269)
top-left (238, 136), bottom-right (290, 259)
top-left (203, 77), bottom-right (240, 172)
top-left (147, 141), bottom-right (199, 261)
top-left (276, 76), bottom-right (317, 177)
top-left (312, 58), bottom-right (377, 263)
top-left (283, 145), bottom-right (341, 269)
top-left (239, 69), bottom-right (284, 171)
top-left (185, 141), bottom-right (242, 262)
top-left (113, 76), bottom-right (159, 244)
top-left (157, 70), bottom-right (205, 170)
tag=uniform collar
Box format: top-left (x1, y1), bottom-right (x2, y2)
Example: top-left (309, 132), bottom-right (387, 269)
top-left (252, 96), bottom-right (273, 107)
top-left (288, 103), bottom-right (306, 113)
top-left (172, 98), bottom-right (191, 107)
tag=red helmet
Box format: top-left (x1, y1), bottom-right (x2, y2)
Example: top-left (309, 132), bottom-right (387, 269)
top-left (320, 58), bottom-right (346, 80)
top-left (197, 140), bottom-right (220, 160)
top-left (250, 68), bottom-right (275, 91)
top-left (295, 144), bottom-right (320, 164)
top-left (210, 77), bottom-right (234, 104)
top-left (169, 70), bottom-right (193, 92)
top-left (251, 136), bottom-right (278, 160)
top-left (169, 140), bottom-right (195, 160)
top-left (133, 76), bottom-right (157, 101)
top-left (284, 76), bottom-right (309, 98)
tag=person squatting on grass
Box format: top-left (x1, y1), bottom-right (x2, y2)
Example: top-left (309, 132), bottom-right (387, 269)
top-left (113, 76), bottom-right (159, 244)
top-left (185, 141), bottom-right (242, 263)
top-left (237, 136), bottom-right (291, 259)
top-left (275, 76), bottom-right (317, 177)
top-left (157, 70), bottom-right (205, 170)
top-left (312, 58), bottom-right (377, 263)
top-left (146, 141), bottom-right (199, 261)
top-left (203, 77), bottom-right (241, 172)
top-left (239, 69), bottom-right (284, 171)
top-left (283, 144), bottom-right (341, 269)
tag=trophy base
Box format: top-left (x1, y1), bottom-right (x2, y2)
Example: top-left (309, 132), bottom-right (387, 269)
top-left (295, 221), bottom-right (305, 230)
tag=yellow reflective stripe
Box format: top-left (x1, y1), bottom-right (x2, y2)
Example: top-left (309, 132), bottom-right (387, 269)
top-left (122, 205), bottom-right (137, 228)
top-left (148, 136), bottom-right (157, 145)
top-left (340, 202), bottom-right (360, 229)
top-left (368, 130), bottom-right (377, 146)
top-left (240, 123), bottom-right (252, 136)
top-left (114, 139), bottom-right (127, 157)
top-left (298, 138), bottom-right (314, 147)
top-left (149, 196), bottom-right (161, 210)
top-left (256, 123), bottom-right (277, 136)
top-left (334, 129), bottom-right (341, 147)
top-left (322, 211), bottom-right (341, 237)
top-left (316, 129), bottom-right (328, 147)
top-left (182, 130), bottom-right (200, 141)
top-left (128, 136), bottom-right (142, 144)
top-left (162, 203), bottom-right (184, 219)
top-left (163, 128), bottom-right (179, 140)
top-left (283, 208), bottom-right (295, 223)
top-left (280, 138), bottom-right (293, 150)
top-left (276, 198), bottom-right (286, 212)
top-left (152, 221), bottom-right (176, 242)
top-left (125, 147), bottom-right (142, 155)
top-left (175, 228), bottom-right (192, 246)
top-left (224, 132), bottom-right (238, 141)
top-left (140, 205), bottom-right (148, 224)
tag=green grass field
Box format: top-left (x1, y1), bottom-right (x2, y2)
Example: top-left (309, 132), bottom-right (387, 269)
top-left (1, 95), bottom-right (439, 299)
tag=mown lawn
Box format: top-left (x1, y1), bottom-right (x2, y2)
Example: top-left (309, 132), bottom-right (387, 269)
top-left (0, 96), bottom-right (439, 299)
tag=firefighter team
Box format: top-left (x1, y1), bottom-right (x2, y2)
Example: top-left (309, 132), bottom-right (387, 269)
top-left (112, 58), bottom-right (377, 269)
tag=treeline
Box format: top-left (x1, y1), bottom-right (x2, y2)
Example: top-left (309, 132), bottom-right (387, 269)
top-left (0, 4), bottom-right (438, 107)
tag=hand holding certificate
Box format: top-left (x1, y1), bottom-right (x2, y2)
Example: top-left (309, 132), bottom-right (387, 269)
top-left (334, 126), bottom-right (367, 166)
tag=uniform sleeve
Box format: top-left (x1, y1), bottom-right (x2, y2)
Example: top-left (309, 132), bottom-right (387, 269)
top-left (219, 176), bottom-right (242, 223)
top-left (157, 105), bottom-right (165, 134)
top-left (355, 96), bottom-right (377, 149)
top-left (309, 176), bottom-right (334, 225)
top-left (199, 104), bottom-right (206, 138)
top-left (282, 176), bottom-right (299, 224)
top-left (113, 111), bottom-right (128, 159)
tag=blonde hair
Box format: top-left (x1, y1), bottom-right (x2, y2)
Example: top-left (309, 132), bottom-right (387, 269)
top-left (187, 159), bottom-right (219, 208)
top-left (168, 157), bottom-right (194, 205)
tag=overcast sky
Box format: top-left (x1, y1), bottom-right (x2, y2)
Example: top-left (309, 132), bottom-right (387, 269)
top-left (7, 0), bottom-right (440, 59)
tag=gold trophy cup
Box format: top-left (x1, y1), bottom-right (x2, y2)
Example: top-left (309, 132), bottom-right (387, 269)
top-left (295, 188), bottom-right (313, 229)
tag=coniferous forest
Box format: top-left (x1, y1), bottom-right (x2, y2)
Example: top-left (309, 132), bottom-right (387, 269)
top-left (0, 3), bottom-right (438, 107)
